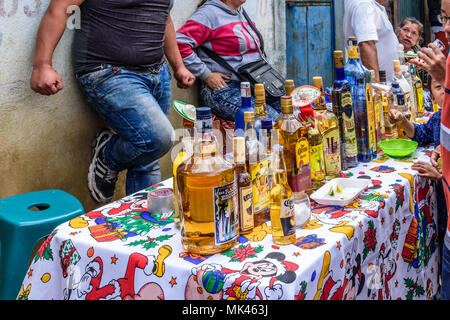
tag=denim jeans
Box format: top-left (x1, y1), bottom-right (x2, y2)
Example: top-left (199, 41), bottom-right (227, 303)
top-left (200, 81), bottom-right (281, 122)
top-left (441, 244), bottom-right (450, 300)
top-left (77, 63), bottom-right (174, 195)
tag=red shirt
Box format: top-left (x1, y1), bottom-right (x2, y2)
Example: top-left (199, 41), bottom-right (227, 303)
top-left (441, 54), bottom-right (450, 247)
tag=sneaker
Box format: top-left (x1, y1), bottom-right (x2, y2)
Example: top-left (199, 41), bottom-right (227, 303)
top-left (88, 129), bottom-right (118, 203)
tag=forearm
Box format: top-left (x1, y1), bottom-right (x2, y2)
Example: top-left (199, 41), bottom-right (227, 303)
top-left (399, 118), bottom-right (415, 138)
top-left (359, 41), bottom-right (380, 82)
top-left (33, 0), bottom-right (84, 68)
top-left (164, 14), bottom-right (184, 71)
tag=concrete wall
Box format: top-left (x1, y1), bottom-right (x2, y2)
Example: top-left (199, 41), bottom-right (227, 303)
top-left (0, 0), bottom-right (285, 212)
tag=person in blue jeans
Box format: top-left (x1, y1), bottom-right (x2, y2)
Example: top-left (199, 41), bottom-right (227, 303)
top-left (30, 0), bottom-right (195, 202)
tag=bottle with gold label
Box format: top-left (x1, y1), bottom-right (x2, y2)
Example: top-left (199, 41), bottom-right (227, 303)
top-left (285, 79), bottom-right (295, 96)
top-left (233, 136), bottom-right (254, 234)
top-left (313, 76), bottom-right (342, 180)
top-left (177, 107), bottom-right (239, 255)
top-left (244, 111), bottom-right (270, 226)
top-left (412, 67), bottom-right (425, 118)
top-left (254, 83), bottom-right (268, 139)
top-left (332, 50), bottom-right (358, 169)
top-left (380, 70), bottom-right (398, 140)
top-left (270, 143), bottom-right (296, 245)
top-left (370, 70), bottom-right (385, 154)
top-left (277, 96), bottom-right (312, 195)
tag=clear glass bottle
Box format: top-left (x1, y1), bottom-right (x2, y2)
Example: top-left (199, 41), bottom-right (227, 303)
top-left (332, 50), bottom-right (358, 169)
top-left (254, 83), bottom-right (268, 140)
top-left (260, 118), bottom-right (274, 189)
top-left (235, 82), bottom-right (253, 136)
top-left (393, 60), bottom-right (412, 121)
top-left (380, 70), bottom-right (398, 140)
top-left (244, 111), bottom-right (270, 226)
top-left (277, 96), bottom-right (312, 195)
top-left (370, 70), bottom-right (385, 154)
top-left (233, 136), bottom-right (254, 235)
top-left (412, 66), bottom-right (425, 118)
top-left (270, 143), bottom-right (296, 245)
top-left (177, 107), bottom-right (239, 255)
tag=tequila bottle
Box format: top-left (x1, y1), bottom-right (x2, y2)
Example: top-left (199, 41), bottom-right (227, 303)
top-left (270, 143), bottom-right (296, 245)
top-left (393, 60), bottom-right (412, 121)
top-left (235, 82), bottom-right (253, 136)
top-left (380, 70), bottom-right (398, 140)
top-left (254, 83), bottom-right (268, 139)
top-left (332, 50), bottom-right (358, 169)
top-left (370, 70), bottom-right (385, 153)
top-left (412, 67), bottom-right (425, 118)
top-left (177, 107), bottom-right (239, 255)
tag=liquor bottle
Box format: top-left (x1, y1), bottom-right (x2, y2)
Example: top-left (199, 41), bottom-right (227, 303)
top-left (402, 64), bottom-right (417, 121)
top-left (313, 76), bottom-right (342, 180)
top-left (173, 118), bottom-right (195, 228)
top-left (393, 60), bottom-right (412, 121)
top-left (332, 50), bottom-right (358, 169)
top-left (235, 82), bottom-right (253, 137)
top-left (412, 66), bottom-right (425, 118)
top-left (233, 136), bottom-right (254, 235)
top-left (392, 82), bottom-right (410, 139)
top-left (177, 107), bottom-right (239, 254)
top-left (270, 143), bottom-right (296, 245)
top-left (286, 79), bottom-right (295, 96)
top-left (277, 96), bottom-right (312, 195)
top-left (260, 118), bottom-right (274, 189)
top-left (380, 70), bottom-right (398, 140)
top-left (370, 70), bottom-right (385, 154)
top-left (244, 111), bottom-right (270, 226)
top-left (254, 83), bottom-right (268, 139)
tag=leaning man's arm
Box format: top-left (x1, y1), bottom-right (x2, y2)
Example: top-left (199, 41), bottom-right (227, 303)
top-left (359, 40), bottom-right (380, 82)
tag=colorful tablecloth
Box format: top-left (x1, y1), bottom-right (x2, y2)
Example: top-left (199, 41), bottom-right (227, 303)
top-left (17, 146), bottom-right (440, 300)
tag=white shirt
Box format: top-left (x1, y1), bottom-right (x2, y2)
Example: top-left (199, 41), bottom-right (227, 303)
top-left (344, 0), bottom-right (399, 82)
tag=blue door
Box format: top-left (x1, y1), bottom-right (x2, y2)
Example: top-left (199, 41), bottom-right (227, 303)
top-left (286, 0), bottom-right (335, 88)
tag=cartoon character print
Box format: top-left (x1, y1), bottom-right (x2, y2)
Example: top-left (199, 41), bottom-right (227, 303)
top-left (185, 252), bottom-right (298, 300)
top-left (64, 245), bottom-right (171, 300)
top-left (367, 243), bottom-right (397, 300)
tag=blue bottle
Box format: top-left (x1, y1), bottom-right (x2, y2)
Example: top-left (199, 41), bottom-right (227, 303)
top-left (235, 82), bottom-right (253, 137)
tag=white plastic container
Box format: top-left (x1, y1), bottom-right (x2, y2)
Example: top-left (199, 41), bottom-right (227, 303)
top-left (310, 178), bottom-right (370, 206)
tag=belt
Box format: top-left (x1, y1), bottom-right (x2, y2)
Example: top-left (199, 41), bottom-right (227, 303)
top-left (75, 63), bottom-right (164, 79)
top-left (75, 65), bottom-right (108, 79)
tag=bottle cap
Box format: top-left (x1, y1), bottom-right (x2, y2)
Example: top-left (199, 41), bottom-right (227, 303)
top-left (393, 60), bottom-right (401, 74)
top-left (312, 76), bottom-right (323, 90)
top-left (281, 96), bottom-right (293, 114)
top-left (233, 136), bottom-right (246, 163)
top-left (244, 110), bottom-right (255, 122)
top-left (334, 50), bottom-right (344, 68)
top-left (196, 107), bottom-right (212, 120)
top-left (261, 118), bottom-right (273, 129)
top-left (285, 80), bottom-right (295, 96)
top-left (255, 83), bottom-right (265, 97)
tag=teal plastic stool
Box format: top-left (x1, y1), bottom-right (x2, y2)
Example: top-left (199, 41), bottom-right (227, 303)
top-left (0, 189), bottom-right (84, 300)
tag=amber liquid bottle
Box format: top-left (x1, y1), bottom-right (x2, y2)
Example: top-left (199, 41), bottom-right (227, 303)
top-left (177, 107), bottom-right (239, 254)
top-left (234, 136), bottom-right (254, 234)
top-left (270, 143), bottom-right (296, 245)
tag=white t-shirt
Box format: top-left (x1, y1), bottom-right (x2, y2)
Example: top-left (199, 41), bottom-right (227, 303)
top-left (344, 0), bottom-right (399, 82)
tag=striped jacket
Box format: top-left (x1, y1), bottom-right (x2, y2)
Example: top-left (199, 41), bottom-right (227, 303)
top-left (442, 55), bottom-right (450, 250)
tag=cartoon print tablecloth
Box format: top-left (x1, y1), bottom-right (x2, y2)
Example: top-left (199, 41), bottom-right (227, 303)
top-left (17, 146), bottom-right (440, 300)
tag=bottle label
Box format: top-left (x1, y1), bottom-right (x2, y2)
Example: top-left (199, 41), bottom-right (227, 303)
top-left (310, 142), bottom-right (325, 181)
top-left (293, 137), bottom-right (312, 191)
top-left (250, 159), bottom-right (270, 213)
top-left (323, 127), bottom-right (341, 175)
top-left (239, 185), bottom-right (254, 231)
top-left (295, 137), bottom-right (310, 169)
top-left (341, 91), bottom-right (358, 158)
top-left (280, 198), bottom-right (295, 237)
top-left (348, 45), bottom-right (359, 59)
top-left (365, 84), bottom-right (376, 152)
top-left (213, 181), bottom-right (239, 245)
top-left (415, 84), bottom-right (424, 113)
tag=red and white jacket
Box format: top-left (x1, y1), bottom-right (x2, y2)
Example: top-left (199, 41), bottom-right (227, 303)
top-left (176, 0), bottom-right (264, 81)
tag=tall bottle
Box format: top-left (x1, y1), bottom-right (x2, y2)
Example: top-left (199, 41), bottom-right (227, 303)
top-left (380, 70), bottom-right (398, 140)
top-left (235, 82), bottom-right (253, 136)
top-left (173, 118), bottom-right (195, 228)
top-left (402, 64), bottom-right (417, 121)
top-left (233, 136), bottom-right (254, 235)
top-left (392, 82), bottom-right (410, 139)
top-left (313, 76), bottom-right (342, 180)
top-left (370, 70), bottom-right (385, 153)
top-left (177, 107), bottom-right (239, 254)
top-left (254, 83), bottom-right (268, 139)
top-left (260, 118), bottom-right (275, 189)
top-left (332, 50), bottom-right (358, 169)
top-left (393, 60), bottom-right (412, 121)
top-left (244, 111), bottom-right (270, 226)
top-left (277, 96), bottom-right (312, 195)
top-left (412, 66), bottom-right (425, 118)
top-left (270, 143), bottom-right (296, 245)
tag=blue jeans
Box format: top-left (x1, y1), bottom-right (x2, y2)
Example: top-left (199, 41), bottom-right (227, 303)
top-left (200, 81), bottom-right (281, 122)
top-left (441, 244), bottom-right (450, 300)
top-left (77, 64), bottom-right (174, 195)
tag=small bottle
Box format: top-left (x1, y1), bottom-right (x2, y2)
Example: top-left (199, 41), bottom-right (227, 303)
top-left (254, 83), bottom-right (268, 139)
top-left (270, 143), bottom-right (296, 245)
top-left (235, 82), bottom-right (253, 136)
top-left (233, 136), bottom-right (254, 235)
top-left (285, 79), bottom-right (295, 96)
top-left (178, 107), bottom-right (239, 255)
top-left (244, 111), bottom-right (270, 226)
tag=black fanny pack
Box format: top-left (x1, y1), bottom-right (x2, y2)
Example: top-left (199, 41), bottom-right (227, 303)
top-left (199, 9), bottom-right (285, 99)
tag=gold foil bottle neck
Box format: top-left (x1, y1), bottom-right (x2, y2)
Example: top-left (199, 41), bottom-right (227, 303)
top-left (244, 110), bottom-right (255, 122)
top-left (334, 50), bottom-right (344, 68)
top-left (312, 76), bottom-right (324, 91)
top-left (255, 83), bottom-right (265, 99)
top-left (281, 96), bottom-right (293, 114)
top-left (233, 136), bottom-right (246, 163)
top-left (285, 80), bottom-right (295, 96)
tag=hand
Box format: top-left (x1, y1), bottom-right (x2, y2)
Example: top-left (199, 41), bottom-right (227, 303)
top-left (30, 65), bottom-right (64, 95)
top-left (430, 145), bottom-right (441, 171)
top-left (205, 72), bottom-right (230, 91)
top-left (388, 108), bottom-right (405, 123)
top-left (173, 65), bottom-right (195, 89)
top-left (412, 43), bottom-right (447, 85)
top-left (411, 161), bottom-right (442, 181)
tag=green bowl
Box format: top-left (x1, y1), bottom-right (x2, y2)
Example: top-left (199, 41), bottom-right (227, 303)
top-left (378, 139), bottom-right (418, 157)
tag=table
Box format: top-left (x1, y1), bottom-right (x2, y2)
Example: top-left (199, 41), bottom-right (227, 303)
top-left (17, 146), bottom-right (440, 300)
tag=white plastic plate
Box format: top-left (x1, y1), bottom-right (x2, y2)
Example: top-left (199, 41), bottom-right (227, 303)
top-left (310, 178), bottom-right (370, 206)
